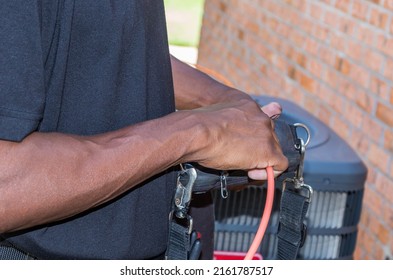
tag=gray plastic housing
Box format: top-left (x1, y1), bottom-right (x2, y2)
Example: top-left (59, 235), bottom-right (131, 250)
top-left (253, 95), bottom-right (367, 192)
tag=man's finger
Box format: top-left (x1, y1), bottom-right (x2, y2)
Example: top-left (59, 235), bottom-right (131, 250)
top-left (261, 102), bottom-right (282, 119)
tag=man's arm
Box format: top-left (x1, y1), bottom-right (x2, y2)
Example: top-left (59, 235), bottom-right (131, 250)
top-left (171, 55), bottom-right (250, 109)
top-left (0, 56), bottom-right (288, 234)
top-left (171, 55), bottom-right (282, 117)
top-left (0, 100), bottom-right (287, 233)
top-left (0, 113), bottom-right (190, 233)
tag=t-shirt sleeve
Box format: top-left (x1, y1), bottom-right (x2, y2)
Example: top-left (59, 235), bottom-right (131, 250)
top-left (0, 1), bottom-right (45, 142)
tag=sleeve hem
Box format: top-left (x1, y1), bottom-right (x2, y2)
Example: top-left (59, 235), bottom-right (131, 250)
top-left (0, 114), bottom-right (41, 142)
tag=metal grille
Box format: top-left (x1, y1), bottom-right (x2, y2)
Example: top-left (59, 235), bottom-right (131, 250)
top-left (213, 186), bottom-right (363, 259)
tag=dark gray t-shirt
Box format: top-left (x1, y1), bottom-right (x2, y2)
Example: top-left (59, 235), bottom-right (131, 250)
top-left (0, 0), bottom-right (176, 259)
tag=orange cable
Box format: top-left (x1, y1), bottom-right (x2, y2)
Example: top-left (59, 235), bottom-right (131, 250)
top-left (244, 166), bottom-right (275, 260)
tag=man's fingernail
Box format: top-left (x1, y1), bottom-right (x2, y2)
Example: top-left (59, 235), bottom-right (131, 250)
top-left (270, 114), bottom-right (280, 120)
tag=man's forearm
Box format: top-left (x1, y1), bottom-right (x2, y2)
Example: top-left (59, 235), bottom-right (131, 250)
top-left (0, 65), bottom-right (288, 233)
top-left (171, 55), bottom-right (252, 109)
top-left (0, 110), bottom-right (204, 233)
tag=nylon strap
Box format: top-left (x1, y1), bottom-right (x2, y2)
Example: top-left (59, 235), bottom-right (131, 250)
top-left (165, 219), bottom-right (190, 260)
top-left (277, 188), bottom-right (309, 260)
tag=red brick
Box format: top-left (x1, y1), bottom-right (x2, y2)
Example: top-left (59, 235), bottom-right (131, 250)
top-left (318, 105), bottom-right (332, 124)
top-left (384, 203), bottom-right (393, 230)
top-left (354, 228), bottom-right (367, 259)
top-left (368, 214), bottom-right (390, 244)
top-left (290, 86), bottom-right (304, 104)
top-left (352, 1), bottom-right (370, 21)
top-left (310, 2), bottom-right (324, 20)
top-left (376, 173), bottom-right (393, 205)
top-left (276, 55), bottom-right (290, 73)
top-left (289, 0), bottom-right (307, 12)
top-left (237, 28), bottom-right (244, 41)
top-left (351, 129), bottom-right (370, 156)
top-left (358, 226), bottom-right (377, 258)
top-left (319, 45), bottom-right (336, 66)
top-left (287, 65), bottom-right (296, 80)
top-left (290, 30), bottom-right (307, 48)
top-left (254, 41), bottom-right (271, 61)
top-left (346, 40), bottom-right (365, 63)
top-left (369, 8), bottom-right (389, 29)
top-left (335, 75), bottom-right (352, 98)
top-left (243, 1), bottom-right (259, 19)
top-left (318, 85), bottom-right (334, 104)
top-left (295, 51), bottom-right (307, 68)
top-left (384, 129), bottom-right (393, 152)
top-left (304, 97), bottom-right (320, 116)
top-left (312, 24), bottom-right (330, 42)
top-left (320, 0), bottom-right (331, 4)
top-left (304, 38), bottom-right (320, 57)
top-left (355, 88), bottom-right (373, 113)
top-left (349, 64), bottom-right (370, 89)
top-left (267, 1), bottom-right (281, 17)
top-left (338, 17), bottom-right (358, 37)
top-left (297, 72), bottom-right (316, 93)
top-left (335, 0), bottom-right (351, 12)
top-left (362, 116), bottom-right (384, 143)
top-left (385, 0), bottom-right (393, 11)
top-left (346, 103), bottom-right (364, 127)
top-left (363, 49), bottom-right (383, 73)
top-left (374, 245), bottom-right (386, 259)
top-left (390, 163), bottom-right (393, 180)
top-left (368, 143), bottom-right (390, 173)
top-left (391, 19), bottom-right (393, 35)
top-left (391, 88), bottom-right (393, 105)
top-left (245, 21), bottom-right (260, 35)
top-left (219, 1), bottom-right (227, 12)
top-left (329, 92), bottom-right (345, 115)
top-left (370, 76), bottom-right (390, 101)
top-left (264, 14), bottom-right (279, 30)
top-left (332, 115), bottom-right (350, 139)
top-left (353, 249), bottom-right (363, 260)
top-left (363, 185), bottom-right (384, 217)
top-left (357, 26), bottom-right (376, 47)
top-left (376, 102), bottom-right (393, 126)
top-left (365, 165), bottom-right (377, 185)
top-left (323, 11), bottom-right (339, 29)
top-left (385, 59), bottom-right (393, 80)
top-left (377, 36), bottom-right (393, 57)
top-left (335, 56), bottom-right (351, 74)
top-left (267, 68), bottom-right (286, 89)
top-left (307, 58), bottom-right (324, 79)
top-left (360, 207), bottom-right (371, 228)
top-left (330, 33), bottom-right (346, 52)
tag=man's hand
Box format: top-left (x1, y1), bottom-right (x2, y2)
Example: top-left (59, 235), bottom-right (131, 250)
top-left (171, 55), bottom-right (288, 180)
top-left (180, 98), bottom-right (288, 180)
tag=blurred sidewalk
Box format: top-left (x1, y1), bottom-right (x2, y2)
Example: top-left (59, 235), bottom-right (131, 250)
top-left (169, 45), bottom-right (198, 65)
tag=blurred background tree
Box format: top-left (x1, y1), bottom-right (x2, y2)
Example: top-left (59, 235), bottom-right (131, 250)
top-left (164, 0), bottom-right (205, 47)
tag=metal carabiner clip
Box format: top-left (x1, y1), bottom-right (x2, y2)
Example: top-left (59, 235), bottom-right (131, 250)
top-left (174, 164), bottom-right (197, 219)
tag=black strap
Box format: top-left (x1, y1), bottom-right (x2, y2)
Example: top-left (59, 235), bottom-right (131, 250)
top-left (277, 188), bottom-right (309, 260)
top-left (165, 217), bottom-right (203, 260)
top-left (166, 219), bottom-right (190, 260)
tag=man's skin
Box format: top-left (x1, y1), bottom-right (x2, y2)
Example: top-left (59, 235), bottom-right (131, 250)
top-left (0, 55), bottom-right (288, 233)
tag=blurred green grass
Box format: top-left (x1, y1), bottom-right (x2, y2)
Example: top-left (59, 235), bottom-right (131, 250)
top-left (164, 0), bottom-right (205, 47)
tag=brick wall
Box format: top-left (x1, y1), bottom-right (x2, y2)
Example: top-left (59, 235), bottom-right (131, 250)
top-left (198, 0), bottom-right (393, 259)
